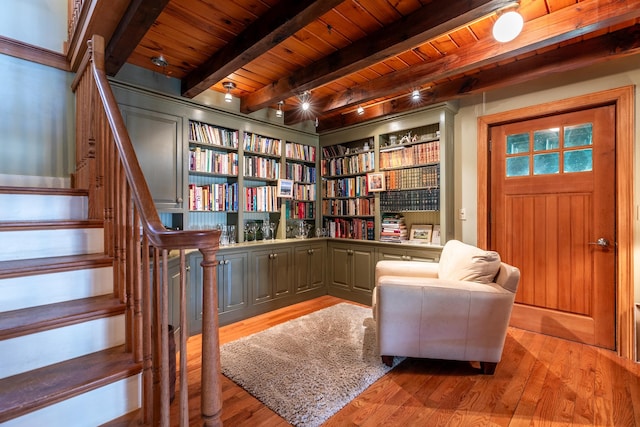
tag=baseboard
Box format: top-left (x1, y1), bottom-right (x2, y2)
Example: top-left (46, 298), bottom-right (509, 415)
top-left (0, 174), bottom-right (70, 188)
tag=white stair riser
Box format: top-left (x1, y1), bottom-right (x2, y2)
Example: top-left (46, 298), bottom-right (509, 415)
top-left (0, 374), bottom-right (141, 427)
top-left (0, 194), bottom-right (87, 222)
top-left (0, 228), bottom-right (103, 261)
top-left (0, 267), bottom-right (113, 312)
top-left (0, 315), bottom-right (125, 379)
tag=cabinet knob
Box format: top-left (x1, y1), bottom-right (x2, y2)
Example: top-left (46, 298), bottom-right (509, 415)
top-left (273, 253), bottom-right (277, 258)
top-left (177, 197), bottom-right (183, 203)
top-left (186, 265), bottom-right (191, 271)
top-left (308, 249), bottom-right (314, 254)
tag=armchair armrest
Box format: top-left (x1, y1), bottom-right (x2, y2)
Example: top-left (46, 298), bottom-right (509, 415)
top-left (375, 260), bottom-right (438, 283)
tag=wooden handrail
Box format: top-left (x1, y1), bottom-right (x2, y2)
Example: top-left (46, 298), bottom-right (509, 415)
top-left (71, 34), bottom-right (222, 426)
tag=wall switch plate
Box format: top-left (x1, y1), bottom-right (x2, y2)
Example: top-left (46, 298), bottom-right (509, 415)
top-left (458, 208), bottom-right (466, 220)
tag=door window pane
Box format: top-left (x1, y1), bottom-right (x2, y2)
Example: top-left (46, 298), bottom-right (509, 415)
top-left (564, 123), bottom-right (593, 147)
top-left (533, 153), bottom-right (559, 175)
top-left (506, 156), bottom-right (529, 177)
top-left (564, 148), bottom-right (593, 173)
top-left (534, 128), bottom-right (559, 151)
top-left (506, 133), bottom-right (529, 154)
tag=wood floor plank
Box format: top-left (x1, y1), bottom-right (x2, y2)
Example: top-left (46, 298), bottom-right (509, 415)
top-left (168, 296), bottom-right (640, 426)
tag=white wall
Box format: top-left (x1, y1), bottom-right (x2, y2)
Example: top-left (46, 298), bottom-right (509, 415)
top-left (0, 0), bottom-right (67, 52)
top-left (452, 54), bottom-right (640, 302)
top-left (0, 0), bottom-right (73, 180)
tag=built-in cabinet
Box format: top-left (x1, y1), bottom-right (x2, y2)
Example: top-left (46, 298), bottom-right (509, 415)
top-left (293, 241), bottom-right (325, 293)
top-left (250, 246), bottom-right (292, 305)
top-left (327, 241), bottom-right (376, 305)
top-left (116, 82), bottom-right (455, 332)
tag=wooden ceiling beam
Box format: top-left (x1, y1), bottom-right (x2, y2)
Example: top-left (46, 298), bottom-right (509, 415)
top-left (316, 24), bottom-right (640, 132)
top-left (181, 0), bottom-right (344, 99)
top-left (104, 0), bottom-right (171, 76)
top-left (303, 0), bottom-right (640, 125)
top-left (241, 0), bottom-right (514, 114)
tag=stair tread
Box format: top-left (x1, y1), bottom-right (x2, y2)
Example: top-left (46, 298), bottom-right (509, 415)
top-left (0, 345), bottom-right (141, 423)
top-left (0, 295), bottom-right (125, 340)
top-left (0, 253), bottom-right (113, 279)
top-left (0, 186), bottom-right (88, 197)
top-left (0, 219), bottom-right (103, 230)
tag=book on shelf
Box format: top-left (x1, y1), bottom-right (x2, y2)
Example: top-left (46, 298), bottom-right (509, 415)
top-left (431, 224), bottom-right (441, 245)
top-left (189, 182), bottom-right (238, 212)
top-left (324, 217), bottom-right (374, 240)
top-left (380, 214), bottom-right (407, 243)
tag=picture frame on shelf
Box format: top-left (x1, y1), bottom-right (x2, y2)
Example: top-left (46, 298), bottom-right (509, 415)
top-left (367, 172), bottom-right (385, 192)
top-left (409, 224), bottom-right (434, 243)
top-left (277, 179), bottom-right (293, 198)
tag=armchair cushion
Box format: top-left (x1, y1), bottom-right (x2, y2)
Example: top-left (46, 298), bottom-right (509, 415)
top-left (438, 239), bottom-right (501, 284)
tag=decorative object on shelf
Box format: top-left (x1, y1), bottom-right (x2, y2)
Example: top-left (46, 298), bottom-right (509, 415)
top-left (277, 179), bottom-right (293, 198)
top-left (409, 224), bottom-right (434, 243)
top-left (366, 172), bottom-right (385, 192)
top-left (276, 101), bottom-right (284, 118)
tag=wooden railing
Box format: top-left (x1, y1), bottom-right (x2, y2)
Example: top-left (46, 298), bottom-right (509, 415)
top-left (71, 34), bottom-right (222, 427)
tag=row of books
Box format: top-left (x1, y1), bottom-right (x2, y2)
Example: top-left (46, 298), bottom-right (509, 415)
top-left (189, 121), bottom-right (239, 148)
top-left (189, 182), bottom-right (238, 212)
top-left (323, 218), bottom-right (375, 240)
top-left (384, 164), bottom-right (439, 190)
top-left (380, 188), bottom-right (440, 211)
top-left (380, 140), bottom-right (440, 169)
top-left (322, 197), bottom-right (374, 216)
top-left (189, 147), bottom-right (239, 175)
top-left (322, 175), bottom-right (370, 198)
top-left (243, 133), bottom-right (282, 156)
top-left (243, 155), bottom-right (280, 180)
top-left (293, 183), bottom-right (316, 201)
top-left (245, 185), bottom-right (278, 212)
top-left (286, 201), bottom-right (315, 220)
top-left (286, 142), bottom-right (317, 162)
top-left (321, 151), bottom-right (375, 176)
top-left (380, 214), bottom-right (407, 243)
top-left (285, 163), bottom-right (316, 183)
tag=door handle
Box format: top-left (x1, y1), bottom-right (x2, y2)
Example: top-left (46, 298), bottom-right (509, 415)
top-left (588, 237), bottom-right (610, 247)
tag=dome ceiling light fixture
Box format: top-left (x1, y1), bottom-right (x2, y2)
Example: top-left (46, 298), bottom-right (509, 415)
top-left (223, 81), bottom-right (236, 102)
top-left (492, 6), bottom-right (524, 43)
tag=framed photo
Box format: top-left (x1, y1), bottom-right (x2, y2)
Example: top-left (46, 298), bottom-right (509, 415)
top-left (276, 179), bottom-right (293, 198)
top-left (409, 224), bottom-right (434, 243)
top-left (367, 172), bottom-right (385, 192)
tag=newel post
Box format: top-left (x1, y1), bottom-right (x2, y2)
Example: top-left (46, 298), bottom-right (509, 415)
top-left (199, 247), bottom-right (222, 426)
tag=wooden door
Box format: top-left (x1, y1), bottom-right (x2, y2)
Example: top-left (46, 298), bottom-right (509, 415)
top-left (490, 106), bottom-right (616, 349)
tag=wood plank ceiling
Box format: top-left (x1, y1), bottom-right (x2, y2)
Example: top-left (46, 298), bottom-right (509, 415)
top-left (104, 0), bottom-right (640, 132)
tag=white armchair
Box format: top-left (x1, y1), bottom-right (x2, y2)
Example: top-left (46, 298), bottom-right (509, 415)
top-left (373, 239), bottom-right (520, 374)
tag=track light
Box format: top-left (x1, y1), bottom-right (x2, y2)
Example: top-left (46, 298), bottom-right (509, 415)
top-left (492, 9), bottom-right (524, 43)
top-left (276, 101), bottom-right (284, 118)
top-left (357, 105), bottom-right (364, 115)
top-left (411, 89), bottom-right (420, 101)
top-left (223, 81), bottom-right (236, 102)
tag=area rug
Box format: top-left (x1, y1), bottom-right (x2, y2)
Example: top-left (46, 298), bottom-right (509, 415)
top-left (219, 303), bottom-right (402, 427)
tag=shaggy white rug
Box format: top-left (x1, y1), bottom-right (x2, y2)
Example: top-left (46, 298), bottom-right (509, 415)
top-left (219, 303), bottom-right (402, 427)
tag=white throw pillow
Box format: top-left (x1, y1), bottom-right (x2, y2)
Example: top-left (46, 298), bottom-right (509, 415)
top-left (438, 239), bottom-right (501, 284)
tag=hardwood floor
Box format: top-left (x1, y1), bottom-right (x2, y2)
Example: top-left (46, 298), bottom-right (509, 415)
top-left (171, 295), bottom-right (640, 426)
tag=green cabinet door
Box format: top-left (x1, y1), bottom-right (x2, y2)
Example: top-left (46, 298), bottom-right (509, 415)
top-left (328, 242), bottom-right (375, 303)
top-left (293, 242), bottom-right (326, 293)
top-left (121, 105), bottom-right (183, 211)
top-left (376, 246), bottom-right (441, 263)
top-left (250, 247), bottom-right (292, 305)
top-left (219, 251), bottom-right (248, 313)
top-left (351, 248), bottom-right (375, 293)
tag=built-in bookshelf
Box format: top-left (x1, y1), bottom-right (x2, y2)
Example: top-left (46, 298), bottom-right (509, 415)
top-left (379, 123), bottom-right (442, 244)
top-left (243, 132), bottom-right (281, 216)
top-left (321, 138), bottom-right (375, 240)
top-left (187, 120), bottom-right (240, 229)
top-left (285, 141), bottom-right (317, 233)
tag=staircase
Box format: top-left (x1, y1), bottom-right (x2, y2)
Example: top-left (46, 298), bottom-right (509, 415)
top-left (0, 186), bottom-right (142, 426)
